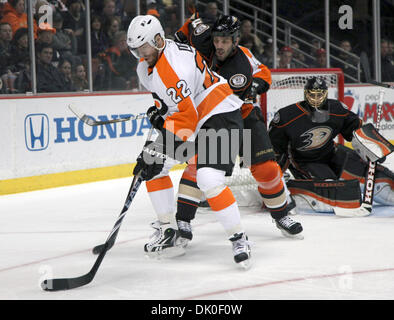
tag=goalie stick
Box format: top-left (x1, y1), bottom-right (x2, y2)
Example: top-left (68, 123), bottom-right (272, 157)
top-left (41, 128), bottom-right (153, 291)
top-left (68, 104), bottom-right (146, 126)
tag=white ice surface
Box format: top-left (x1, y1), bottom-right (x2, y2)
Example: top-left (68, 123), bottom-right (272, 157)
top-left (0, 155), bottom-right (393, 300)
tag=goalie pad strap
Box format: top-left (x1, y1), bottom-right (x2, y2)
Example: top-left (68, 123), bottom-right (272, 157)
top-left (287, 179), bottom-right (362, 209)
top-left (352, 123), bottom-right (394, 162)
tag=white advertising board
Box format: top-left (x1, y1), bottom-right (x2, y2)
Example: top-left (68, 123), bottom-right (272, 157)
top-left (0, 93), bottom-right (155, 180)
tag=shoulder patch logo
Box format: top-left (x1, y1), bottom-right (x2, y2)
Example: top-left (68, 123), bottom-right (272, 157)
top-left (229, 74), bottom-right (247, 88)
top-left (193, 24), bottom-right (209, 36)
top-left (272, 112), bottom-right (280, 124)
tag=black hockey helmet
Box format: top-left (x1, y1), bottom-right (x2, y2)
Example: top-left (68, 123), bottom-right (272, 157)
top-left (212, 15), bottom-right (241, 42)
top-left (304, 77), bottom-right (328, 109)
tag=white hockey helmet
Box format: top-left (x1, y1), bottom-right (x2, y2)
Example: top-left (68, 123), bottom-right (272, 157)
top-left (127, 15), bottom-right (165, 58)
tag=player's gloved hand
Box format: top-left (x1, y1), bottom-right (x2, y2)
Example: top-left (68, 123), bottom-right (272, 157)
top-left (147, 98), bottom-right (168, 130)
top-left (248, 78), bottom-right (270, 102)
top-left (133, 142), bottom-right (167, 181)
top-left (174, 30), bottom-right (188, 44)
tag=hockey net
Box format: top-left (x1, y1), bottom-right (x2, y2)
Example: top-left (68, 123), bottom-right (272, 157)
top-left (226, 68), bottom-right (345, 206)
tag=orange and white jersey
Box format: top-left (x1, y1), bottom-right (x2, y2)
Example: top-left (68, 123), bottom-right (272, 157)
top-left (137, 39), bottom-right (243, 142)
top-left (239, 46), bottom-right (272, 86)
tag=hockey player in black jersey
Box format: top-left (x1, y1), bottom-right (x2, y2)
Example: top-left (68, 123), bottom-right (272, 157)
top-left (160, 14), bottom-right (304, 247)
top-left (268, 77), bottom-right (394, 215)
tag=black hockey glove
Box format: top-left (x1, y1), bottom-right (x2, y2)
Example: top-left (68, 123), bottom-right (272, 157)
top-left (147, 96), bottom-right (169, 131)
top-left (174, 30), bottom-right (188, 44)
top-left (147, 106), bottom-right (165, 130)
top-left (248, 78), bottom-right (270, 102)
top-left (133, 142), bottom-right (167, 181)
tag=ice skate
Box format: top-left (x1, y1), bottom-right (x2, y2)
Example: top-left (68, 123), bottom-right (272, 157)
top-left (229, 232), bottom-right (252, 270)
top-left (275, 215), bottom-right (304, 239)
top-left (176, 220), bottom-right (193, 248)
top-left (144, 222), bottom-right (185, 258)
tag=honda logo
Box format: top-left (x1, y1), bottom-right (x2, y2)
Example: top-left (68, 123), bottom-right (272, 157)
top-left (24, 114), bottom-right (49, 151)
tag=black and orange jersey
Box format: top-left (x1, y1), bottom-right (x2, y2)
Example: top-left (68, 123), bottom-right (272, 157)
top-left (178, 19), bottom-right (271, 118)
top-left (268, 99), bottom-right (362, 163)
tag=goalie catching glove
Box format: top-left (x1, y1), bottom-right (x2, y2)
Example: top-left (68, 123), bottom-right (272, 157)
top-left (352, 123), bottom-right (394, 163)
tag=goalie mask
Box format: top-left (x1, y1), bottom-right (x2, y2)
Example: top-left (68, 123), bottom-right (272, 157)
top-left (304, 77), bottom-right (329, 123)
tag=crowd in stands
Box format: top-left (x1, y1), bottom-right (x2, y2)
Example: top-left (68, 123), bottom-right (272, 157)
top-left (0, 0), bottom-right (393, 94)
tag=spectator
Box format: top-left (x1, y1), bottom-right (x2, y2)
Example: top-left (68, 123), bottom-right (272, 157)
top-left (14, 56), bottom-right (31, 93)
top-left (200, 2), bottom-right (219, 27)
top-left (0, 22), bottom-right (13, 73)
top-left (312, 48), bottom-right (327, 68)
top-left (388, 40), bottom-right (394, 62)
top-left (240, 19), bottom-right (264, 55)
top-left (146, 0), bottom-right (160, 19)
top-left (101, 0), bottom-right (116, 27)
top-left (381, 38), bottom-right (394, 82)
top-left (260, 38), bottom-right (274, 68)
top-left (58, 57), bottom-right (75, 91)
top-left (91, 15), bottom-right (108, 58)
top-left (0, 22), bottom-right (15, 93)
top-left (290, 40), bottom-right (306, 68)
top-left (72, 63), bottom-right (89, 91)
top-left (306, 38), bottom-right (322, 66)
top-left (104, 16), bottom-right (121, 46)
top-left (332, 40), bottom-right (358, 83)
top-left (9, 27), bottom-right (28, 73)
top-left (36, 43), bottom-right (71, 92)
top-left (52, 12), bottom-right (78, 64)
top-left (62, 0), bottom-right (86, 55)
top-left (239, 34), bottom-right (264, 62)
top-left (0, 0), bottom-right (37, 37)
top-left (278, 46), bottom-right (296, 69)
top-left (36, 22), bottom-right (61, 66)
top-left (96, 31), bottom-right (136, 90)
top-left (120, 0), bottom-right (137, 30)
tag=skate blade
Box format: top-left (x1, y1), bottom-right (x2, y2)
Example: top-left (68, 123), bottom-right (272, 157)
top-left (145, 246), bottom-right (186, 259)
top-left (280, 229), bottom-right (304, 240)
top-left (176, 237), bottom-right (190, 248)
top-left (237, 258), bottom-right (252, 270)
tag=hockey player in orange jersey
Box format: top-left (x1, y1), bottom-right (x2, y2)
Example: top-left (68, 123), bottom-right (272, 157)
top-left (172, 14), bottom-right (303, 246)
top-left (127, 15), bottom-right (251, 268)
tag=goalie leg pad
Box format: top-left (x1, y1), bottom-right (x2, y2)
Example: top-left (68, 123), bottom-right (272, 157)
top-left (352, 123), bottom-right (394, 163)
top-left (286, 179), bottom-right (362, 209)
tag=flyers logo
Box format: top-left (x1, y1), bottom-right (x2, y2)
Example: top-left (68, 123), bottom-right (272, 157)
top-left (297, 126), bottom-right (332, 151)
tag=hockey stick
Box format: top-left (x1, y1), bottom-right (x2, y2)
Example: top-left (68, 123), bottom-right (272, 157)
top-left (41, 128), bottom-right (153, 291)
top-left (68, 104), bottom-right (146, 126)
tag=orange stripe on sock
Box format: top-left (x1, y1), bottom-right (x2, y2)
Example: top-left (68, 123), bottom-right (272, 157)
top-left (207, 187), bottom-right (236, 211)
top-left (251, 161), bottom-right (284, 194)
top-left (182, 163), bottom-right (197, 182)
top-left (146, 176), bottom-right (173, 192)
